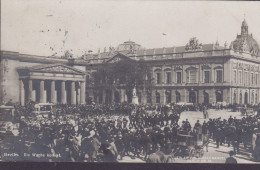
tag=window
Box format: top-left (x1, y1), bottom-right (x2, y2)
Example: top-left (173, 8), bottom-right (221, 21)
top-left (233, 70), bottom-right (237, 83)
top-left (166, 90), bottom-right (171, 103)
top-left (251, 73), bottom-right (254, 85)
top-left (187, 70), bottom-right (197, 83)
top-left (166, 72), bottom-right (171, 84)
top-left (204, 71), bottom-right (210, 83)
top-left (176, 72), bottom-right (182, 84)
top-left (176, 91), bottom-right (181, 103)
top-left (239, 71), bottom-right (242, 84)
top-left (216, 70), bottom-right (223, 83)
top-left (245, 72), bottom-right (250, 85)
top-left (156, 72), bottom-right (161, 84)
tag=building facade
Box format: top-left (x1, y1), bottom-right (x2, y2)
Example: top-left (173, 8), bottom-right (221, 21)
top-left (1, 19), bottom-right (260, 106)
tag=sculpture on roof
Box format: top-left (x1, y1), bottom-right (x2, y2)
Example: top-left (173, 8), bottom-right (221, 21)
top-left (185, 37), bottom-right (203, 51)
top-left (63, 50), bottom-right (73, 59)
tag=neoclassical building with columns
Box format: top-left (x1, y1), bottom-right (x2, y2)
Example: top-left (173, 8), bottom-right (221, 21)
top-left (0, 52), bottom-right (87, 106)
top-left (1, 19), bottom-right (260, 106)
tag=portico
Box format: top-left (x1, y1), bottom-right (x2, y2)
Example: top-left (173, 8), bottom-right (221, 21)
top-left (18, 64), bottom-right (86, 105)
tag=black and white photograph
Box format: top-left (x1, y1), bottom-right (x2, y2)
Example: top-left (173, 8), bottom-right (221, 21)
top-left (1, 0), bottom-right (260, 164)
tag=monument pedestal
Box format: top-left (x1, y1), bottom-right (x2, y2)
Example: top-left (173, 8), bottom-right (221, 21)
top-left (132, 95), bottom-right (139, 105)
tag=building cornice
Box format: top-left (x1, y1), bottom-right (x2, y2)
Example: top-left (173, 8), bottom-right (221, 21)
top-left (1, 50), bottom-right (260, 67)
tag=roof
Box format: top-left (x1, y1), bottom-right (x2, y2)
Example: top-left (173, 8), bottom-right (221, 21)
top-left (86, 44), bottom-right (224, 59)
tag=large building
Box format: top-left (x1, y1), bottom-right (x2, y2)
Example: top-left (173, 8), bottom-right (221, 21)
top-left (1, 19), bottom-right (260, 106)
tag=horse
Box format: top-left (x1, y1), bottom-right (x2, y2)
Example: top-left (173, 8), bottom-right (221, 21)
top-left (146, 149), bottom-right (176, 163)
top-left (202, 132), bottom-right (210, 152)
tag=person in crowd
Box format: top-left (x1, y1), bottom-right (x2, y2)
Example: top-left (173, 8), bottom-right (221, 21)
top-left (2, 102), bottom-right (260, 163)
top-left (225, 151), bottom-right (237, 164)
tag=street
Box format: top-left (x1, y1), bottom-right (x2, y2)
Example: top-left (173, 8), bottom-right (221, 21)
top-left (119, 109), bottom-right (259, 163)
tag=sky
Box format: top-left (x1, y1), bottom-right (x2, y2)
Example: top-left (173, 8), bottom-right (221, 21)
top-left (2, 0), bottom-right (260, 57)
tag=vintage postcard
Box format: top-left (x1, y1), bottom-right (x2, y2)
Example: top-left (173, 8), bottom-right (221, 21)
top-left (1, 0), bottom-right (260, 163)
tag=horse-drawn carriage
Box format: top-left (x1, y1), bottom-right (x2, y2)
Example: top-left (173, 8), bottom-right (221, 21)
top-left (174, 130), bottom-right (205, 159)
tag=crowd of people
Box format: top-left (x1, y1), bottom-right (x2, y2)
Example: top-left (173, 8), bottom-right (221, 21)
top-left (1, 102), bottom-right (260, 163)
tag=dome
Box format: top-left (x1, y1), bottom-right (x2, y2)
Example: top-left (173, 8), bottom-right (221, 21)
top-left (116, 40), bottom-right (143, 52)
top-left (230, 19), bottom-right (259, 55)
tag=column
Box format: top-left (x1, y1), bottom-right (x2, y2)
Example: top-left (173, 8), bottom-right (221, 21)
top-left (51, 80), bottom-right (56, 103)
top-left (71, 81), bottom-right (76, 105)
top-left (198, 89), bottom-right (204, 104)
top-left (28, 79), bottom-right (33, 101)
top-left (80, 81), bottom-right (85, 104)
top-left (181, 89), bottom-right (188, 103)
top-left (20, 80), bottom-right (25, 106)
top-left (141, 90), bottom-right (147, 104)
top-left (171, 89), bottom-right (176, 103)
top-left (102, 89), bottom-right (106, 104)
top-left (160, 89), bottom-right (166, 104)
top-left (223, 88), bottom-right (230, 104)
top-left (77, 85), bottom-right (81, 104)
top-left (111, 89), bottom-right (115, 103)
top-left (151, 89), bottom-right (156, 104)
top-left (209, 88), bottom-right (216, 104)
top-left (61, 81), bottom-right (67, 104)
top-left (120, 89), bottom-right (124, 103)
top-left (40, 80), bottom-right (45, 103)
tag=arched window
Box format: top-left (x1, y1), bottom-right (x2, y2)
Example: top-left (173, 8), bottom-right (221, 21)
top-left (176, 91), bottom-right (181, 103)
top-left (189, 91), bottom-right (196, 103)
top-left (204, 92), bottom-right (209, 104)
top-left (233, 93), bottom-right (237, 104)
top-left (216, 91), bottom-right (223, 102)
top-left (166, 90), bottom-right (171, 103)
top-left (244, 92), bottom-right (248, 104)
top-left (156, 91), bottom-right (160, 103)
top-left (154, 68), bottom-right (162, 84)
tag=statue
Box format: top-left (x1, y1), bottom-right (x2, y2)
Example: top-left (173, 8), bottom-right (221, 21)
top-left (132, 85), bottom-right (139, 105)
top-left (185, 37), bottom-right (202, 51)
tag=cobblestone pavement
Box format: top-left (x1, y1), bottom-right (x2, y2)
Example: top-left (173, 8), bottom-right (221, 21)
top-left (178, 109), bottom-right (245, 127)
top-left (118, 140), bottom-right (259, 163)
top-left (119, 109), bottom-right (259, 163)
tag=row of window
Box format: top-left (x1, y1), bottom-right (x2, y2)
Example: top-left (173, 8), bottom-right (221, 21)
top-left (156, 70), bottom-right (223, 84)
top-left (233, 70), bottom-right (259, 85)
top-left (233, 92), bottom-right (258, 104)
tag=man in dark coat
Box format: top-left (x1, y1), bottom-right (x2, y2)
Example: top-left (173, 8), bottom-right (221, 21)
top-left (225, 151), bottom-right (237, 164)
top-left (100, 140), bottom-right (117, 162)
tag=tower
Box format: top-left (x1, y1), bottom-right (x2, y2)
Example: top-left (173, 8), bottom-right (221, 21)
top-left (241, 19), bottom-right (248, 36)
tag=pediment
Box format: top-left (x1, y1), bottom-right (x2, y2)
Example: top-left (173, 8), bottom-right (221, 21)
top-left (105, 52), bottom-right (133, 63)
top-left (185, 66), bottom-right (198, 71)
top-left (18, 64), bottom-right (85, 75)
top-left (201, 65), bottom-right (211, 70)
top-left (214, 66), bottom-right (223, 70)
